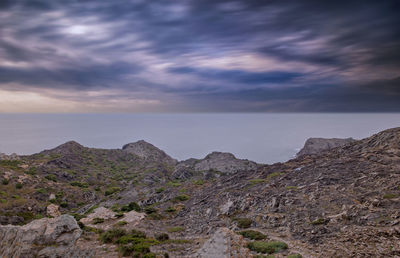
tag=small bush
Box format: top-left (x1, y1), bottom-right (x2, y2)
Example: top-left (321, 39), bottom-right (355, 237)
top-left (15, 183), bottom-right (23, 189)
top-left (144, 207), bottom-right (158, 214)
top-left (100, 228), bottom-right (127, 243)
top-left (193, 179), bottom-right (205, 185)
top-left (45, 174), bottom-right (57, 182)
top-left (60, 202), bottom-right (68, 208)
top-left (239, 230), bottom-right (267, 240)
top-left (155, 187), bottom-right (165, 193)
top-left (167, 226), bottom-right (184, 233)
top-left (165, 206), bottom-right (177, 213)
top-left (35, 188), bottom-right (47, 194)
top-left (2, 179), bottom-right (9, 185)
top-left (116, 221), bottom-right (128, 226)
top-left (285, 186), bottom-right (298, 190)
top-left (155, 233), bottom-right (170, 241)
top-left (234, 218), bottom-right (252, 229)
top-left (310, 218), bottom-right (328, 225)
top-left (383, 193), bottom-right (397, 199)
top-left (93, 217), bottom-right (105, 224)
top-left (121, 202), bottom-right (141, 212)
top-left (26, 167), bottom-right (37, 175)
top-left (173, 195), bottom-right (190, 202)
top-left (105, 187), bottom-right (121, 196)
top-left (249, 179), bottom-right (266, 185)
top-left (166, 181), bottom-right (181, 187)
top-left (288, 254), bottom-right (303, 258)
top-left (70, 181), bottom-right (89, 188)
top-left (247, 241), bottom-right (288, 254)
top-left (130, 229), bottom-right (147, 238)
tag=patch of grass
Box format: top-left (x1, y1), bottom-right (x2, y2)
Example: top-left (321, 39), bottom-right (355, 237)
top-left (165, 206), bottom-right (177, 213)
top-left (2, 179), bottom-right (9, 185)
top-left (247, 241), bottom-right (288, 254)
top-left (45, 174), bottom-right (57, 182)
top-left (285, 186), bottom-right (298, 190)
top-left (100, 228), bottom-right (127, 243)
top-left (121, 202), bottom-right (141, 212)
top-left (193, 179), bottom-right (205, 185)
top-left (144, 207), bottom-right (158, 214)
top-left (35, 188), bottom-right (47, 194)
top-left (233, 218), bottom-right (252, 229)
top-left (288, 254), bottom-right (303, 258)
top-left (167, 226), bottom-right (184, 233)
top-left (85, 205), bottom-right (99, 215)
top-left (266, 172), bottom-right (284, 180)
top-left (172, 194), bottom-right (190, 202)
top-left (0, 160), bottom-right (21, 169)
top-left (155, 187), bottom-right (165, 193)
top-left (249, 179), bottom-right (266, 185)
top-left (25, 167), bottom-right (37, 175)
top-left (105, 186), bottom-right (121, 196)
top-left (155, 233), bottom-right (169, 241)
top-left (310, 218), bottom-right (329, 225)
top-left (93, 217), bottom-right (105, 224)
top-left (116, 221), bottom-right (128, 226)
top-left (15, 183), bottom-right (23, 189)
top-left (383, 193), bottom-right (397, 199)
top-left (166, 181), bottom-right (181, 187)
top-left (239, 230), bottom-right (267, 240)
top-left (70, 181), bottom-right (89, 188)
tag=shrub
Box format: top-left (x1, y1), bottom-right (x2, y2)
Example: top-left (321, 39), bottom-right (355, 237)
top-left (45, 174), bottom-right (57, 182)
top-left (234, 218), bottom-right (252, 229)
top-left (239, 230), bottom-right (267, 240)
top-left (247, 241), bottom-right (288, 254)
top-left (383, 193), bottom-right (397, 199)
top-left (26, 167), bottom-right (37, 175)
top-left (60, 202), bottom-right (68, 208)
top-left (165, 206), bottom-right (177, 213)
top-left (249, 179), bottom-right (266, 185)
top-left (2, 179), bottom-right (9, 185)
top-left (173, 195), bottom-right (190, 202)
top-left (288, 254), bottom-right (303, 258)
top-left (155, 233), bottom-right (169, 241)
top-left (310, 218), bottom-right (328, 225)
top-left (121, 202), bottom-right (141, 212)
top-left (35, 188), bottom-right (47, 194)
top-left (70, 181), bottom-right (89, 188)
top-left (166, 181), bottom-right (181, 187)
top-left (144, 207), bottom-right (158, 214)
top-left (116, 221), bottom-right (128, 226)
top-left (93, 217), bottom-right (105, 224)
top-left (105, 187), bottom-right (121, 196)
top-left (15, 183), bottom-right (23, 189)
top-left (100, 228), bottom-right (127, 243)
top-left (285, 186), bottom-right (298, 190)
top-left (167, 226), bottom-right (184, 233)
top-left (130, 229), bottom-right (147, 238)
top-left (155, 187), bottom-right (165, 193)
top-left (193, 179), bottom-right (205, 185)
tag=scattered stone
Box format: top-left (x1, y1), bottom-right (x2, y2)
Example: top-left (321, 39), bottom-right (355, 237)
top-left (47, 204), bottom-right (61, 217)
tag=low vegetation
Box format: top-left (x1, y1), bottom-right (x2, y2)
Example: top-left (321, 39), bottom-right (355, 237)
top-left (239, 230), bottom-right (267, 240)
top-left (247, 241), bottom-right (288, 254)
top-left (233, 217), bottom-right (252, 228)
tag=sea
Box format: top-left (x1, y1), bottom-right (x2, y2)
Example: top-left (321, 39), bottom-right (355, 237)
top-left (0, 113), bottom-right (399, 164)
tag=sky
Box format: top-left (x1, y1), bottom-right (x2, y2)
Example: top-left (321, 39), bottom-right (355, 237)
top-left (0, 0), bottom-right (399, 112)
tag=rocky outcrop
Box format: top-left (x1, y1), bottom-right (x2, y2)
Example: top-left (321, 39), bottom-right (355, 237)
top-left (194, 152), bottom-right (257, 174)
top-left (46, 204), bottom-right (61, 217)
top-left (297, 137), bottom-right (356, 156)
top-left (122, 140), bottom-right (177, 166)
top-left (195, 228), bottom-right (250, 257)
top-left (0, 215), bottom-right (92, 257)
top-left (80, 207), bottom-right (116, 225)
top-left (0, 152), bottom-right (19, 160)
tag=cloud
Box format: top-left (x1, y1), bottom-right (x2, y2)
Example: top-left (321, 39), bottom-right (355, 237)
top-left (0, 0), bottom-right (399, 112)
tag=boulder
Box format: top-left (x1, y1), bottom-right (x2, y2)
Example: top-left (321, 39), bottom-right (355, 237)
top-left (196, 228), bottom-right (250, 257)
top-left (80, 207), bottom-right (115, 225)
top-left (46, 204), bottom-right (61, 217)
top-left (0, 214), bottom-right (92, 257)
top-left (297, 137), bottom-right (356, 156)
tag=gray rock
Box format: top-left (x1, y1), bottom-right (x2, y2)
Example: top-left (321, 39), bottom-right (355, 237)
top-left (0, 214), bottom-right (92, 257)
top-left (297, 137), bottom-right (356, 156)
top-left (193, 152), bottom-right (257, 174)
top-left (122, 140), bottom-right (177, 166)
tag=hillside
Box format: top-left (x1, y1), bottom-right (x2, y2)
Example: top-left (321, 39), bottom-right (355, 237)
top-left (0, 128), bottom-right (399, 257)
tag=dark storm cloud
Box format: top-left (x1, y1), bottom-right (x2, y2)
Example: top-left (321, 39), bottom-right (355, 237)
top-left (0, 0), bottom-right (399, 111)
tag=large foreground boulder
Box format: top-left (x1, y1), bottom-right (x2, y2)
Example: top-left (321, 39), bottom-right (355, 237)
top-left (297, 137), bottom-right (356, 156)
top-left (0, 214), bottom-right (92, 257)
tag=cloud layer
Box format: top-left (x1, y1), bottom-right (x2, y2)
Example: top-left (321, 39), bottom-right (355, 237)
top-left (0, 0), bottom-right (399, 112)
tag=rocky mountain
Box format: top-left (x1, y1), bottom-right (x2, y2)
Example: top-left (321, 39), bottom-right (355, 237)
top-left (0, 127), bottom-right (399, 257)
top-left (297, 137), bottom-right (356, 156)
top-left (122, 140), bottom-right (178, 166)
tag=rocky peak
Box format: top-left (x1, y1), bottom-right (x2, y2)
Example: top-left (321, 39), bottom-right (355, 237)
top-left (122, 140), bottom-right (177, 166)
top-left (297, 137), bottom-right (356, 157)
top-left (44, 141), bottom-right (85, 155)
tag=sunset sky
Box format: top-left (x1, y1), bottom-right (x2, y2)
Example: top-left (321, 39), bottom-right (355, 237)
top-left (0, 0), bottom-right (399, 112)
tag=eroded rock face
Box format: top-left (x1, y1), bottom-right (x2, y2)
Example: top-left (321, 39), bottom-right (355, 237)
top-left (196, 228), bottom-right (250, 258)
top-left (194, 152), bottom-right (258, 174)
top-left (122, 140), bottom-right (177, 166)
top-left (297, 137), bottom-right (356, 156)
top-left (46, 204), bottom-right (61, 217)
top-left (80, 207), bottom-right (115, 225)
top-left (0, 214), bottom-right (92, 257)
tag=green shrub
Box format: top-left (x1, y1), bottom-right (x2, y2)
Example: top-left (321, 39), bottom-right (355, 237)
top-left (100, 228), bottom-right (127, 243)
top-left (45, 174), bottom-right (57, 182)
top-left (116, 221), bottom-right (128, 226)
top-left (234, 218), bottom-right (252, 229)
top-left (2, 178), bottom-right (9, 185)
top-left (167, 226), bottom-right (184, 233)
top-left (121, 202), bottom-right (141, 212)
top-left (173, 195), bottom-right (190, 202)
top-left (155, 233), bottom-right (169, 241)
top-left (60, 202), bottom-right (68, 208)
top-left (285, 186), bottom-right (298, 190)
top-left (70, 181), bottom-right (89, 188)
top-left (155, 187), bottom-right (165, 193)
top-left (247, 241), bottom-right (288, 254)
top-left (130, 229), bottom-right (147, 238)
top-left (166, 181), bottom-right (181, 187)
top-left (15, 183), bottom-right (23, 189)
top-left (93, 217), bottom-right (105, 224)
top-left (239, 230), bottom-right (266, 240)
top-left (165, 206), bottom-right (177, 213)
top-left (0, 199), bottom-right (6, 203)
top-left (193, 179), bottom-right (205, 185)
top-left (105, 187), bottom-right (121, 196)
top-left (35, 188), bottom-right (47, 194)
top-left (144, 207), bottom-right (158, 214)
top-left (249, 179), bottom-right (266, 185)
top-left (383, 193), bottom-right (397, 199)
top-left (288, 254), bottom-right (303, 258)
top-left (26, 167), bottom-right (37, 175)
top-left (310, 218), bottom-right (328, 225)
